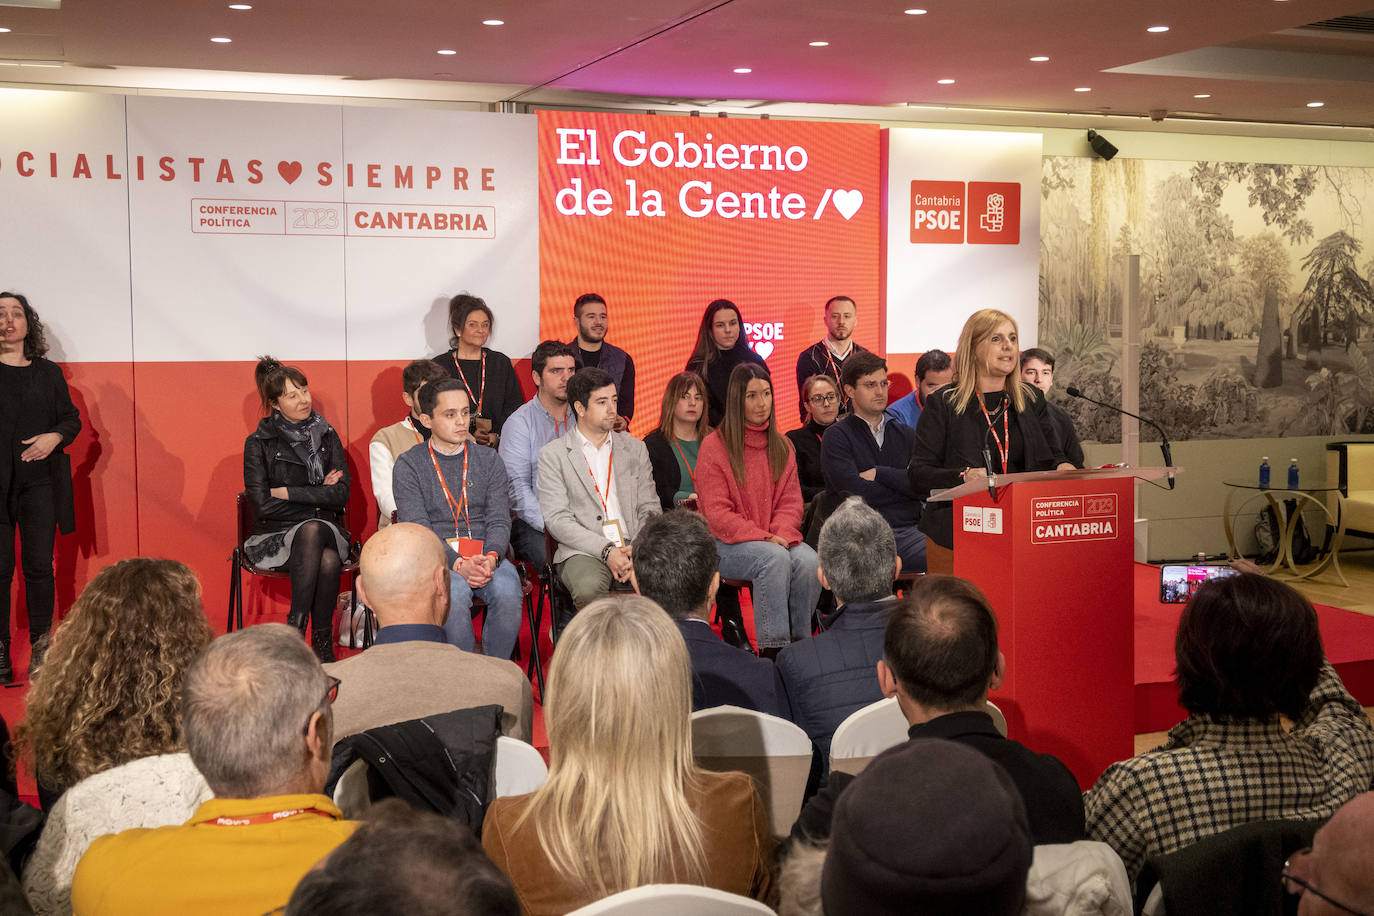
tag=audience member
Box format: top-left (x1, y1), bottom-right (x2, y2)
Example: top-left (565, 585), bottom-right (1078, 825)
top-left (792, 574), bottom-right (1084, 847)
top-left (569, 293), bottom-right (636, 427)
top-left (1282, 792), bottom-right (1374, 916)
top-left (633, 510), bottom-right (790, 719)
top-left (776, 498), bottom-right (898, 757)
top-left (285, 798), bottom-right (520, 916)
top-left (482, 597), bottom-right (774, 914)
top-left (242, 356), bottom-right (351, 662)
top-left (70, 624), bottom-right (356, 915)
top-left (786, 374), bottom-right (841, 504)
top-left (1086, 573), bottom-right (1374, 881)
top-left (823, 738), bottom-right (1032, 915)
top-left (432, 293), bottom-right (524, 447)
top-left (885, 348), bottom-right (953, 429)
top-left (794, 295), bottom-right (870, 421)
top-left (324, 523), bottom-right (532, 742)
top-left (685, 298), bottom-right (769, 426)
top-left (821, 353), bottom-right (926, 572)
top-left (17, 559), bottom-right (213, 914)
top-left (1021, 347), bottom-right (1084, 468)
top-left (0, 291), bottom-right (81, 681)
top-left (393, 379), bottom-right (521, 659)
top-left (369, 358), bottom-right (446, 529)
top-left (642, 370), bottom-right (710, 510)
top-left (498, 340), bottom-right (578, 566)
top-left (537, 367), bottom-right (660, 610)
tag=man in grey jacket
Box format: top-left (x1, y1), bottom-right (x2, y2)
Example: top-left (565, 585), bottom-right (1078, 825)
top-left (536, 367), bottom-right (660, 610)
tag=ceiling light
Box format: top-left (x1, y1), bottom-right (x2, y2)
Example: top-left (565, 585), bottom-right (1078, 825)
top-left (1193, 93), bottom-right (1211, 99)
top-left (904, 8), bottom-right (927, 14)
top-left (809, 41), bottom-right (829, 47)
top-left (1146, 25), bottom-right (1169, 33)
top-left (481, 18), bottom-right (504, 25)
top-left (1307, 101), bottom-right (1325, 108)
top-left (937, 78), bottom-right (955, 84)
top-left (1029, 56), bottom-right (1049, 62)
top-left (0, 27), bottom-right (10, 32)
top-left (437, 48), bottom-right (457, 55)
top-left (210, 36), bottom-right (232, 43)
top-left (228, 3), bottom-right (252, 8)
top-left (1074, 87), bottom-right (1091, 92)
top-left (733, 67), bottom-right (752, 74)
top-left (0, 59), bottom-right (63, 67)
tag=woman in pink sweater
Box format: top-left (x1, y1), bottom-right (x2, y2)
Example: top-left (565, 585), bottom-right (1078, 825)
top-left (696, 363), bottom-right (821, 654)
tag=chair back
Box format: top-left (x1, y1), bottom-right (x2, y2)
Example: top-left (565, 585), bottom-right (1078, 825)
top-left (333, 758), bottom-right (371, 819)
top-left (985, 699), bottom-right (1008, 736)
top-left (829, 696), bottom-right (907, 776)
top-left (491, 736), bottom-right (548, 801)
top-left (236, 491), bottom-right (255, 547)
top-left (690, 706), bottom-right (812, 837)
top-left (565, 884), bottom-right (773, 915)
top-left (1025, 841), bottom-right (1132, 915)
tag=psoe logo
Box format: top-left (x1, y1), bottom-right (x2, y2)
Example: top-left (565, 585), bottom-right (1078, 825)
top-left (745, 322), bottom-right (784, 360)
top-left (909, 179), bottom-right (1021, 245)
top-left (966, 181), bottom-right (1020, 245)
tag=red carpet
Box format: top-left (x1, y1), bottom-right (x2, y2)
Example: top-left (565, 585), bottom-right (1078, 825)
top-left (1133, 563), bottom-right (1374, 733)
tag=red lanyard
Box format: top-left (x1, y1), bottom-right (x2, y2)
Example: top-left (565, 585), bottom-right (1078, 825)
top-left (209, 808), bottom-right (334, 826)
top-left (454, 350), bottom-right (486, 416)
top-left (550, 405), bottom-right (570, 438)
top-left (582, 446), bottom-right (614, 516)
top-left (671, 437), bottom-right (697, 489)
top-left (405, 416), bottom-right (422, 443)
top-left (427, 443), bottom-right (471, 537)
top-left (978, 395), bottom-right (1010, 473)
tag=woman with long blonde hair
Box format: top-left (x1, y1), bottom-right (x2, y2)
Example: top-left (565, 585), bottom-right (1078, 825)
top-left (908, 309), bottom-right (1071, 570)
top-left (482, 597), bottom-right (774, 913)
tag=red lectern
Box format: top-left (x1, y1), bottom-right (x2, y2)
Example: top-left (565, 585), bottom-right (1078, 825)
top-left (930, 466), bottom-right (1176, 789)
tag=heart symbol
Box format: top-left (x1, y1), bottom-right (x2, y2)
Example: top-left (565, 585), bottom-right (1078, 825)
top-left (277, 161), bottom-right (303, 184)
top-left (752, 341), bottom-right (775, 360)
top-left (832, 189), bottom-right (863, 220)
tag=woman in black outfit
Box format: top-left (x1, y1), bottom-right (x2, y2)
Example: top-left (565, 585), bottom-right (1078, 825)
top-left (242, 357), bottom-right (350, 662)
top-left (432, 293), bottom-right (524, 449)
top-left (685, 299), bottom-right (769, 427)
top-left (0, 293), bottom-right (80, 683)
top-left (909, 309), bottom-right (1071, 573)
top-left (785, 374), bottom-right (842, 503)
top-left (643, 371), bottom-right (710, 510)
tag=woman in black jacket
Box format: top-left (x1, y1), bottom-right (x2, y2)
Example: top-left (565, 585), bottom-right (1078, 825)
top-left (785, 374), bottom-right (842, 504)
top-left (0, 292), bottom-right (80, 683)
top-left (643, 371), bottom-right (710, 510)
top-left (685, 299), bottom-right (769, 427)
top-left (242, 357), bottom-right (350, 661)
top-left (432, 293), bottom-right (524, 448)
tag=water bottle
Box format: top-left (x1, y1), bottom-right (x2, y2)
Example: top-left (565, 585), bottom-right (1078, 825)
top-left (1259, 457), bottom-right (1270, 489)
top-left (1288, 458), bottom-right (1299, 489)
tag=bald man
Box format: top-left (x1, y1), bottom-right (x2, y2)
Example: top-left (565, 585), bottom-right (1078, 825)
top-left (1286, 792), bottom-right (1374, 915)
top-left (324, 523), bottom-right (532, 742)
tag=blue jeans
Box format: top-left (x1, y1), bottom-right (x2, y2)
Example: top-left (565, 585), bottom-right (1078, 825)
top-left (716, 539), bottom-right (821, 648)
top-left (447, 561), bottom-right (523, 659)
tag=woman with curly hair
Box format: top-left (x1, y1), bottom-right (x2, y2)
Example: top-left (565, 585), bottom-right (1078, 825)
top-left (16, 558), bottom-right (214, 915)
top-left (0, 292), bottom-right (81, 684)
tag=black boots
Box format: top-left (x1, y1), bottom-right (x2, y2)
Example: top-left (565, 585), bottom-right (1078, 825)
top-left (310, 629), bottom-right (335, 664)
top-left (28, 634), bottom-right (49, 679)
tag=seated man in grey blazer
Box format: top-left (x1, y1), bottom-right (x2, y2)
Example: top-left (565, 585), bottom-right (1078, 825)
top-left (536, 367), bottom-right (661, 610)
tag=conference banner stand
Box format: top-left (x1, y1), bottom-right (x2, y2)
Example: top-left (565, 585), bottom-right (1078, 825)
top-left (930, 466), bottom-right (1180, 788)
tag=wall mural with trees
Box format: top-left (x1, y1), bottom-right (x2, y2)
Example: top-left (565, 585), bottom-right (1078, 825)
top-left (1039, 156), bottom-right (1374, 442)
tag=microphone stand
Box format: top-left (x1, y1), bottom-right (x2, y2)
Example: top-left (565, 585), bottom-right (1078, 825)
top-left (1066, 387), bottom-right (1175, 490)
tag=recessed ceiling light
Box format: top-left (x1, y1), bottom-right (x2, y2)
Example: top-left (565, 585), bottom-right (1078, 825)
top-left (481, 18), bottom-right (504, 25)
top-left (228, 3), bottom-right (252, 9)
top-left (1193, 93), bottom-right (1211, 99)
top-left (210, 36), bottom-right (232, 43)
top-left (437, 48), bottom-right (457, 55)
top-left (1307, 101), bottom-right (1325, 108)
top-left (937, 78), bottom-right (955, 84)
top-left (904, 8), bottom-right (928, 14)
top-left (1074, 87), bottom-right (1091, 92)
top-left (809, 41), bottom-right (829, 47)
top-left (1147, 25), bottom-right (1169, 33)
top-left (1029, 56), bottom-right (1049, 62)
top-left (733, 67), bottom-right (752, 74)
top-left (0, 27), bottom-right (10, 33)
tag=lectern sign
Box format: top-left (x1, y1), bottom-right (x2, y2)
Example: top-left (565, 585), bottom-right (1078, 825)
top-left (1030, 494), bottom-right (1119, 544)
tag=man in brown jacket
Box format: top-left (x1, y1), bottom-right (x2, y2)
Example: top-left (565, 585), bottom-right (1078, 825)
top-left (324, 523), bottom-right (532, 742)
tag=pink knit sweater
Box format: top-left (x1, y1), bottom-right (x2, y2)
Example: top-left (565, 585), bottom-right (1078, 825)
top-left (697, 424), bottom-right (804, 546)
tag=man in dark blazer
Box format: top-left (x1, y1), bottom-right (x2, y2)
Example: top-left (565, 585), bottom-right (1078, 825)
top-left (776, 497), bottom-right (898, 758)
top-left (632, 509), bottom-right (791, 720)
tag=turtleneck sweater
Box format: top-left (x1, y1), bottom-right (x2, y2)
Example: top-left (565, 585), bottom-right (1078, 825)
top-left (696, 424), bottom-right (804, 546)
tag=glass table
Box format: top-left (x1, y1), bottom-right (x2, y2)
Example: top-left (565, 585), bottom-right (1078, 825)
top-left (1221, 480), bottom-right (1347, 586)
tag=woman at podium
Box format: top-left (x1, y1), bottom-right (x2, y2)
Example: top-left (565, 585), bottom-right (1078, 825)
top-left (909, 309), bottom-right (1072, 573)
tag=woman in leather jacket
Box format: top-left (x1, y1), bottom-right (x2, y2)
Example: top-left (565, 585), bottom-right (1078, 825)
top-left (242, 357), bottom-right (350, 662)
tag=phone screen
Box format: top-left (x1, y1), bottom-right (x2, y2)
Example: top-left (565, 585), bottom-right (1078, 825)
top-left (1159, 564), bottom-right (1241, 603)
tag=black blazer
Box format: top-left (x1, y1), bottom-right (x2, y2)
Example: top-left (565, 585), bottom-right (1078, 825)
top-left (643, 429), bottom-right (685, 510)
top-left (0, 357), bottom-right (80, 533)
top-left (784, 420), bottom-right (830, 503)
top-left (908, 383), bottom-right (1066, 548)
top-left (678, 619), bottom-right (792, 721)
top-left (242, 415), bottom-right (350, 537)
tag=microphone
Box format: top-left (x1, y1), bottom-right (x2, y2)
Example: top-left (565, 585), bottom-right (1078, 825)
top-left (1065, 387), bottom-right (1175, 489)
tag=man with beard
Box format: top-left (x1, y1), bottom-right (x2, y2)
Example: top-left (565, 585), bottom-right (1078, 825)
top-left (794, 296), bottom-right (869, 421)
top-left (568, 293), bottom-right (635, 429)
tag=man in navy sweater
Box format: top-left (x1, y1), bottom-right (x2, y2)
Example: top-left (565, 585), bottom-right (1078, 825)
top-left (393, 378), bottom-right (522, 660)
top-left (821, 352), bottom-right (926, 572)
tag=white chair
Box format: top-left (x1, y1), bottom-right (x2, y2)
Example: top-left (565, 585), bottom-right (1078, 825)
top-left (690, 705), bottom-right (813, 838)
top-left (828, 696), bottom-right (907, 775)
top-left (565, 884), bottom-right (773, 915)
top-left (986, 698), bottom-right (1009, 737)
top-left (490, 735), bottom-right (548, 800)
top-left (333, 758), bottom-right (371, 819)
top-left (1023, 841), bottom-right (1133, 916)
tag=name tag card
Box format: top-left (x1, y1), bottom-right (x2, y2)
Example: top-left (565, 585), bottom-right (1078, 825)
top-left (602, 519), bottom-right (626, 548)
top-left (448, 537), bottom-right (485, 559)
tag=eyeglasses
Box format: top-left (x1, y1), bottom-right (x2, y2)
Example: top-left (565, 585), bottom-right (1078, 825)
top-left (1283, 848), bottom-right (1368, 915)
top-left (808, 392), bottom-right (839, 405)
top-left (303, 677), bottom-right (341, 736)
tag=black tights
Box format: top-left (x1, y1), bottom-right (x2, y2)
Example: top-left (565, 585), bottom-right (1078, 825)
top-left (286, 521), bottom-right (342, 640)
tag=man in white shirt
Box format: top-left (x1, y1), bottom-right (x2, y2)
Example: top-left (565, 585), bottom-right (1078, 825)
top-left (794, 295), bottom-right (870, 421)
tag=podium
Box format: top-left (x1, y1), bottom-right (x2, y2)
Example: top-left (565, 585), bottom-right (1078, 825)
top-left (930, 466), bottom-right (1178, 788)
